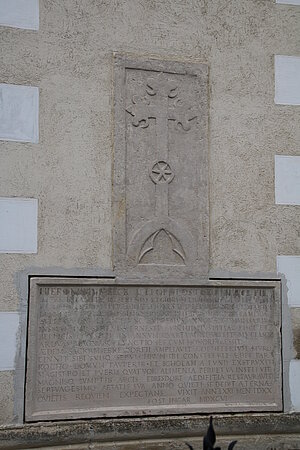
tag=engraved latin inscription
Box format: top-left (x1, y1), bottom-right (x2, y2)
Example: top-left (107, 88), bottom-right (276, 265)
top-left (25, 280), bottom-right (282, 421)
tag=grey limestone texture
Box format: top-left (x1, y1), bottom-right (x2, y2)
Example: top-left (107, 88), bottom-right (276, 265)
top-left (0, 0), bottom-right (299, 434)
top-left (25, 278), bottom-right (281, 421)
top-left (291, 308), bottom-right (300, 359)
top-left (0, 372), bottom-right (14, 425)
top-left (113, 57), bottom-right (209, 280)
top-left (1, 413), bottom-right (300, 449)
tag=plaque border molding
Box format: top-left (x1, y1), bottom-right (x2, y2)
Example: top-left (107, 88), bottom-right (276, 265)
top-left (112, 54), bottom-right (209, 280)
top-left (25, 277), bottom-right (282, 422)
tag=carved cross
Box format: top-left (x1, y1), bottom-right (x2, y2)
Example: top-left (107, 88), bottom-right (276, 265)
top-left (126, 73), bottom-right (198, 157)
top-left (126, 72), bottom-right (198, 217)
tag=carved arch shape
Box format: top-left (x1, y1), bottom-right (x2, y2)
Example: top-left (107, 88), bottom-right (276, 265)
top-left (127, 217), bottom-right (196, 268)
top-left (139, 228), bottom-right (185, 265)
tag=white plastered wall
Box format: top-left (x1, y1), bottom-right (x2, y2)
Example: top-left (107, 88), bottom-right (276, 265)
top-left (0, 0), bottom-right (39, 424)
top-left (0, 0), bottom-right (39, 30)
top-left (278, 256), bottom-right (300, 411)
top-left (275, 0), bottom-right (300, 410)
top-left (275, 48), bottom-right (300, 411)
top-left (276, 0), bottom-right (300, 5)
top-left (275, 55), bottom-right (300, 105)
top-left (0, 313), bottom-right (19, 371)
top-left (0, 198), bottom-right (38, 253)
top-left (0, 84), bottom-right (39, 143)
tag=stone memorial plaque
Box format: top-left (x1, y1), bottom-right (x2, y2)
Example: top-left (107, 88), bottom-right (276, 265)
top-left (25, 278), bottom-right (282, 421)
top-left (113, 56), bottom-right (209, 280)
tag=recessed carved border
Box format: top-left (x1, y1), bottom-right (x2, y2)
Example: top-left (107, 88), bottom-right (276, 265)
top-left (113, 55), bottom-right (209, 280)
top-left (25, 278), bottom-right (282, 422)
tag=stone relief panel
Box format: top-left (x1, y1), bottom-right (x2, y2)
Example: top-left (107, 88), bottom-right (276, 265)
top-left (113, 56), bottom-right (209, 279)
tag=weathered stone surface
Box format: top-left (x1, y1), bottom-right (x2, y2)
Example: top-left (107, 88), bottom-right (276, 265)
top-left (2, 435), bottom-right (300, 450)
top-left (1, 413), bottom-right (300, 449)
top-left (25, 278), bottom-right (281, 421)
top-left (113, 56), bottom-right (209, 280)
top-left (0, 371), bottom-right (14, 424)
top-left (291, 308), bottom-right (300, 359)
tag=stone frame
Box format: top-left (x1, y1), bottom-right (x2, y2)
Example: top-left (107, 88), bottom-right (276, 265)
top-left (113, 55), bottom-right (209, 281)
top-left (25, 277), bottom-right (282, 422)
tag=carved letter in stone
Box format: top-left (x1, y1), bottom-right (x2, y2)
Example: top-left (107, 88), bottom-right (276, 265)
top-left (113, 56), bottom-right (209, 280)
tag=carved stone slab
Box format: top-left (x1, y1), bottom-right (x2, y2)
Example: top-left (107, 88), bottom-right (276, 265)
top-left (25, 278), bottom-right (282, 421)
top-left (113, 56), bottom-right (209, 279)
